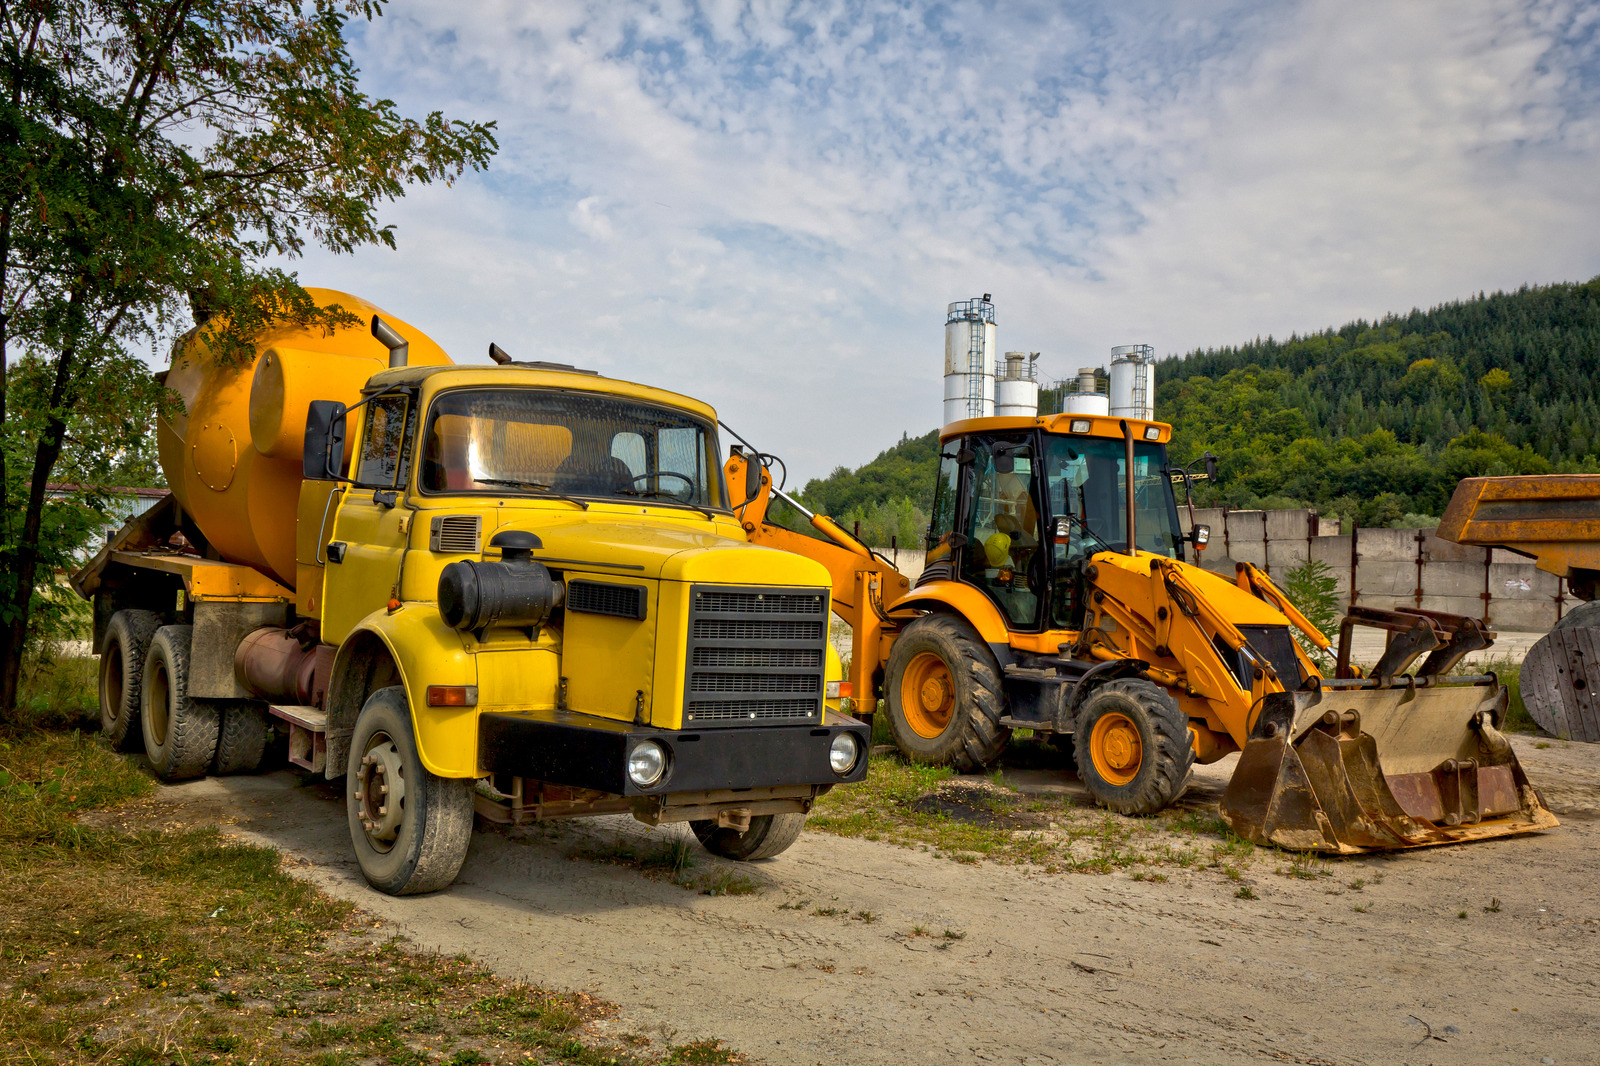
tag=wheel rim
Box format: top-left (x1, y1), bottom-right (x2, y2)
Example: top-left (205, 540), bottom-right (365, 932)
top-left (355, 731), bottom-right (407, 853)
top-left (146, 659), bottom-right (170, 746)
top-left (1090, 711), bottom-right (1142, 786)
top-left (901, 651), bottom-right (955, 739)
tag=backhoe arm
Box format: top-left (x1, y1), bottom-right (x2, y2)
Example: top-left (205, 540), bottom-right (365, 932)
top-left (1233, 561), bottom-right (1333, 652)
top-left (724, 450), bottom-right (912, 716)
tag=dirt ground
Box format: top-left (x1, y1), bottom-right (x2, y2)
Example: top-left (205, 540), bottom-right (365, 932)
top-left (133, 736), bottom-right (1600, 1066)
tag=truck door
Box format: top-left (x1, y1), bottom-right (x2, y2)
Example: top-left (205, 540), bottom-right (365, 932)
top-left (322, 393), bottom-right (415, 644)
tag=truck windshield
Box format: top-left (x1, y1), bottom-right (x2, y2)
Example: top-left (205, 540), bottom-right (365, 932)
top-left (1042, 435), bottom-right (1183, 559)
top-left (420, 389), bottom-right (727, 509)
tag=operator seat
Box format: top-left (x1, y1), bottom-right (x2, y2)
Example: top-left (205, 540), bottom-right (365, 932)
top-left (552, 453), bottom-right (635, 496)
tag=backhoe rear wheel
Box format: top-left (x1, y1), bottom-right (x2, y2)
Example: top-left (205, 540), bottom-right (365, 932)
top-left (884, 613), bottom-right (1009, 772)
top-left (1074, 679), bottom-right (1193, 815)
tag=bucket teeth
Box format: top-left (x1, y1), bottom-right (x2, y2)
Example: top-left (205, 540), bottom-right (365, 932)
top-left (1221, 682), bottom-right (1558, 853)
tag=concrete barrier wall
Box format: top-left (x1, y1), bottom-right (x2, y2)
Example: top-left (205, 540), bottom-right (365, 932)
top-left (871, 508), bottom-right (1582, 631)
top-left (1187, 508), bottom-right (1581, 631)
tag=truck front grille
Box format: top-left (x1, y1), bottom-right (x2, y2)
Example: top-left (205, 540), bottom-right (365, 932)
top-left (683, 585), bottom-right (828, 726)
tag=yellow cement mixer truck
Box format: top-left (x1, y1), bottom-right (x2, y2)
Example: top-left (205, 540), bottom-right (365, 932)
top-left (72, 290), bottom-right (867, 895)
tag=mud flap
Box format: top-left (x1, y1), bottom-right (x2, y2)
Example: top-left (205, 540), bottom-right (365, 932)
top-left (1220, 684), bottom-right (1559, 854)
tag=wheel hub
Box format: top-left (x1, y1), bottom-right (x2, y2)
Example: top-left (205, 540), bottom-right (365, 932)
top-left (1091, 711), bottom-right (1143, 786)
top-left (901, 652), bottom-right (956, 739)
top-left (355, 734), bottom-right (407, 849)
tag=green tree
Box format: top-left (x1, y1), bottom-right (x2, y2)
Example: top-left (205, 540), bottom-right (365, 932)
top-left (0, 0), bottom-right (497, 711)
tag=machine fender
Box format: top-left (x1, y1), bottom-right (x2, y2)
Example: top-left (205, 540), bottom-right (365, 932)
top-left (1058, 658), bottom-right (1151, 732)
top-left (887, 583), bottom-right (1011, 645)
top-left (328, 605), bottom-right (479, 779)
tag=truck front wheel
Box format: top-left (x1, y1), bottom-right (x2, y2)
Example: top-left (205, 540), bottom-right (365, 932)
top-left (691, 813), bottom-right (806, 861)
top-left (347, 687), bottom-right (473, 896)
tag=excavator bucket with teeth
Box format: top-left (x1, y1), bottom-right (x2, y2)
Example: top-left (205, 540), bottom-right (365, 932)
top-left (1221, 660), bottom-right (1558, 854)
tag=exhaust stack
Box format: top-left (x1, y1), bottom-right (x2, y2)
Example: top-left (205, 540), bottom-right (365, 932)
top-left (371, 315), bottom-right (409, 368)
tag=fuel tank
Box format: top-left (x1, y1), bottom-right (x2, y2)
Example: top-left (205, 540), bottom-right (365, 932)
top-left (156, 289), bottom-right (452, 587)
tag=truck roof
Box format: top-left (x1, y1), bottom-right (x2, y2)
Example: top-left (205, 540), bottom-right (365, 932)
top-left (361, 363), bottom-right (720, 423)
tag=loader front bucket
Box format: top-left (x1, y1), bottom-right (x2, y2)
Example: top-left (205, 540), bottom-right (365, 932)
top-left (1220, 681), bottom-right (1558, 854)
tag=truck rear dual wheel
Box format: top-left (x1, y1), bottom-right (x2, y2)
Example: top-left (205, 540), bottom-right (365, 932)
top-left (691, 813), bottom-right (806, 861)
top-left (883, 614), bottom-right (1009, 772)
top-left (100, 609), bottom-right (162, 752)
top-left (1074, 679), bottom-right (1194, 815)
top-left (347, 687), bottom-right (474, 896)
top-left (141, 626), bottom-right (222, 781)
top-left (213, 702), bottom-right (271, 775)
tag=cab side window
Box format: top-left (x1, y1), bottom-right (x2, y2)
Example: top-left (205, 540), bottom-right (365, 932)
top-left (960, 436), bottom-right (1041, 628)
top-left (925, 444), bottom-right (961, 562)
top-left (356, 395), bottom-right (411, 488)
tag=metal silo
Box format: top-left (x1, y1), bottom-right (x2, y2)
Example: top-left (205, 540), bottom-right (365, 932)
top-left (1062, 366), bottom-right (1110, 416)
top-left (1108, 344), bottom-right (1155, 420)
top-left (995, 351), bottom-right (1039, 417)
top-left (943, 296), bottom-right (997, 426)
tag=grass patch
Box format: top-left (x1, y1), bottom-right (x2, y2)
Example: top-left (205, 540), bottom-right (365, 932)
top-left (810, 748), bottom-right (1247, 877)
top-left (0, 724), bottom-right (745, 1065)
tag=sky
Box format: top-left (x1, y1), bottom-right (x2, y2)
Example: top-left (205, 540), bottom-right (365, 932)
top-left (282, 0), bottom-right (1600, 487)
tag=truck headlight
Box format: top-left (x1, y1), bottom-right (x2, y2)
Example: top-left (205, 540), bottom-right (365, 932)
top-left (627, 741), bottom-right (668, 787)
top-left (828, 732), bottom-right (861, 775)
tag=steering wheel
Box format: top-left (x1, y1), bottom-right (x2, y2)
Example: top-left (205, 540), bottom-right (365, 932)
top-left (631, 471), bottom-right (695, 500)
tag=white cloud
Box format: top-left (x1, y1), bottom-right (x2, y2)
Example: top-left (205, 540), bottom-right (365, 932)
top-left (280, 0), bottom-right (1600, 485)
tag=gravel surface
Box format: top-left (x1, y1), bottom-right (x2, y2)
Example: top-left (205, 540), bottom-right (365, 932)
top-left (133, 735), bottom-right (1600, 1066)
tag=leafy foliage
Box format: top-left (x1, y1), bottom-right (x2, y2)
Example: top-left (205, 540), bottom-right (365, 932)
top-left (0, 0), bottom-right (497, 709)
top-left (1280, 558), bottom-right (1341, 671)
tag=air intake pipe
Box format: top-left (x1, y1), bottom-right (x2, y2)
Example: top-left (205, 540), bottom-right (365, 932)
top-left (437, 530), bottom-right (565, 634)
top-left (236, 628), bottom-right (336, 704)
top-left (372, 314), bottom-right (408, 368)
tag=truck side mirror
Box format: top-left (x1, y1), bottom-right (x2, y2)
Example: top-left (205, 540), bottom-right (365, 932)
top-left (1203, 451), bottom-right (1218, 483)
top-left (1191, 524), bottom-right (1211, 548)
top-left (303, 400), bottom-right (348, 481)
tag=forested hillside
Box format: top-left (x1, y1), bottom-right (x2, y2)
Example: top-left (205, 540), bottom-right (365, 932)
top-left (799, 276), bottom-right (1600, 536)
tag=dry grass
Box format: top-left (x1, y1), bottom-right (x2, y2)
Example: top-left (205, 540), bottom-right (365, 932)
top-left (0, 726), bottom-right (745, 1066)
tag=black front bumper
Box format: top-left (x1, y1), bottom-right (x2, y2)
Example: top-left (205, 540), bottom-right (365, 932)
top-left (477, 708), bottom-right (870, 796)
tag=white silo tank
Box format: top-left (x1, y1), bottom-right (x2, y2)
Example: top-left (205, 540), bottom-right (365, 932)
top-left (994, 351), bottom-right (1039, 418)
top-left (1108, 344), bottom-right (1155, 420)
top-left (943, 297), bottom-right (997, 426)
top-left (1063, 366), bottom-right (1110, 416)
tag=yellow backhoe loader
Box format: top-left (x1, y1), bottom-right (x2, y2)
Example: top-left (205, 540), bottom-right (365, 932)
top-left (724, 411), bottom-right (1557, 853)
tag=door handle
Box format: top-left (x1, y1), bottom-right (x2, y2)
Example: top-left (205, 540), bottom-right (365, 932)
top-left (327, 541), bottom-right (347, 564)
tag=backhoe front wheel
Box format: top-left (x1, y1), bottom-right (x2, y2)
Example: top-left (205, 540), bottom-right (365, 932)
top-left (883, 614), bottom-right (1009, 772)
top-left (1074, 679), bottom-right (1194, 815)
top-left (347, 687), bottom-right (474, 896)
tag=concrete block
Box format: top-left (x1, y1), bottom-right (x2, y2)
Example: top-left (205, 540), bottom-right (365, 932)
top-left (1317, 515), bottom-right (1342, 536)
top-left (1489, 599), bottom-right (1556, 632)
top-left (1191, 508), bottom-right (1227, 534)
top-left (1310, 536), bottom-right (1352, 572)
top-left (1266, 542), bottom-right (1310, 571)
top-left (1223, 510), bottom-right (1265, 547)
top-left (1421, 534), bottom-right (1486, 565)
top-left (1356, 527), bottom-right (1418, 562)
top-left (1231, 541), bottom-right (1267, 568)
top-left (1420, 595), bottom-right (1485, 619)
top-left (1266, 509), bottom-right (1311, 541)
top-left (1420, 561), bottom-right (1486, 598)
top-left (1356, 560), bottom-right (1418, 600)
top-left (1489, 563), bottom-right (1556, 601)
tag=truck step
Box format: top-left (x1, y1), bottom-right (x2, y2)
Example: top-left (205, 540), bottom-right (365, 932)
top-left (268, 704), bottom-right (327, 774)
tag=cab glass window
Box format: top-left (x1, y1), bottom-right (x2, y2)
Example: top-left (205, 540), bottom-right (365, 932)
top-left (355, 395), bottom-right (411, 488)
top-left (925, 443), bottom-right (962, 562)
top-left (419, 389), bottom-right (727, 509)
top-left (1043, 436), bottom-right (1183, 559)
top-left (961, 436), bottom-right (1042, 628)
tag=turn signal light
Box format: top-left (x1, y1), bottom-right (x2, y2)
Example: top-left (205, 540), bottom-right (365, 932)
top-left (426, 685), bottom-right (478, 707)
top-left (825, 681), bottom-right (853, 699)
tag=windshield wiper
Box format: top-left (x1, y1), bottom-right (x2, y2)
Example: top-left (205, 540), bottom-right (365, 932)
top-left (473, 478), bottom-right (589, 510)
top-left (615, 489), bottom-right (717, 521)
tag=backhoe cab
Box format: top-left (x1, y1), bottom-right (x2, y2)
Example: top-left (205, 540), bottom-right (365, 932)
top-left (730, 412), bottom-right (1557, 854)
